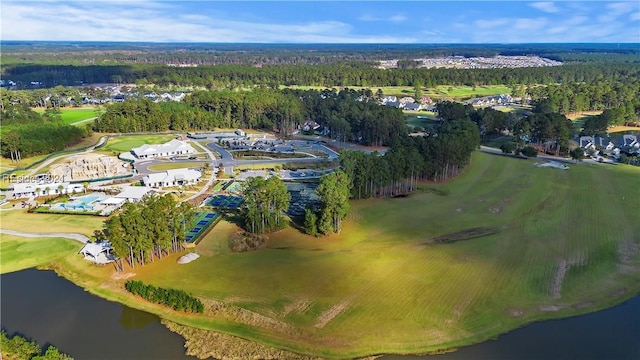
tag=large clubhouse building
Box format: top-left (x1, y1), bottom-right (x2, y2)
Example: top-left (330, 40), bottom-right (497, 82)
top-left (131, 139), bottom-right (196, 159)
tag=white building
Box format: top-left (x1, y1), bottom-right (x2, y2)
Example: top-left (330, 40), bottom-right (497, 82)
top-left (142, 169), bottom-right (202, 188)
top-left (11, 182), bottom-right (84, 199)
top-left (131, 139), bottom-right (196, 159)
top-left (114, 186), bottom-right (155, 203)
top-left (79, 241), bottom-right (115, 264)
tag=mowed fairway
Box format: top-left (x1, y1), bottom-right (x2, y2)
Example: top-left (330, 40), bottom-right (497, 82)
top-left (97, 134), bottom-right (177, 154)
top-left (124, 152), bottom-right (640, 357)
top-left (0, 234), bottom-right (80, 274)
top-left (34, 107), bottom-right (103, 125)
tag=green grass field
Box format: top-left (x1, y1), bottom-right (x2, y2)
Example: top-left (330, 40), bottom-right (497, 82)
top-left (283, 85), bottom-right (512, 100)
top-left (0, 235), bottom-right (80, 274)
top-left (97, 135), bottom-right (177, 154)
top-left (130, 152), bottom-right (640, 357)
top-left (4, 152), bottom-right (639, 358)
top-left (0, 209), bottom-right (105, 236)
top-left (147, 161), bottom-right (204, 171)
top-left (34, 107), bottom-right (104, 125)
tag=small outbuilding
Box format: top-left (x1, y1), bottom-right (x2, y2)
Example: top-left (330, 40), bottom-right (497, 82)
top-left (79, 242), bottom-right (116, 264)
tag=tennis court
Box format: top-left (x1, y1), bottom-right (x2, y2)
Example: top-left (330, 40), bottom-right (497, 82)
top-left (206, 195), bottom-right (244, 209)
top-left (184, 211), bottom-right (221, 243)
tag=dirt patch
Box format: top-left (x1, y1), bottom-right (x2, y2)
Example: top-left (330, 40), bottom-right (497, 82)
top-left (111, 272), bottom-right (136, 280)
top-left (617, 240), bottom-right (640, 264)
top-left (229, 231), bottom-right (268, 252)
top-left (424, 227), bottom-right (499, 244)
top-left (550, 258), bottom-right (568, 299)
top-left (509, 309), bottom-right (525, 317)
top-left (315, 299), bottom-right (350, 329)
top-left (282, 298), bottom-right (312, 317)
top-left (539, 304), bottom-right (568, 312)
top-left (200, 298), bottom-right (291, 334)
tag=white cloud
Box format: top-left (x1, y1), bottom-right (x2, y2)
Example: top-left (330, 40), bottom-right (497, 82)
top-left (566, 15), bottom-right (588, 26)
top-left (389, 14), bottom-right (407, 23)
top-left (513, 17), bottom-right (547, 30)
top-left (630, 12), bottom-right (640, 21)
top-left (474, 18), bottom-right (509, 29)
top-left (1, 2), bottom-right (415, 43)
top-left (530, 2), bottom-right (559, 14)
top-left (358, 13), bottom-right (407, 23)
top-left (606, 2), bottom-right (637, 15)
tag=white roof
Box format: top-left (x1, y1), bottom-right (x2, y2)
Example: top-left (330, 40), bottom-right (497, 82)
top-left (131, 139), bottom-right (195, 157)
top-left (79, 242), bottom-right (112, 257)
top-left (101, 197), bottom-right (127, 205)
top-left (143, 168), bottom-right (202, 185)
top-left (115, 186), bottom-right (153, 200)
top-left (12, 182), bottom-right (70, 193)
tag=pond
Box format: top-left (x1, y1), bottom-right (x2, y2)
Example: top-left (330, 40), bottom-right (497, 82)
top-left (0, 268), bottom-right (195, 359)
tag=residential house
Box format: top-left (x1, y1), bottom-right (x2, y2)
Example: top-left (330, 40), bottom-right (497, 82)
top-left (578, 136), bottom-right (615, 155)
top-left (404, 103), bottom-right (422, 111)
top-left (399, 97), bottom-right (415, 104)
top-left (143, 169), bottom-right (202, 188)
top-left (302, 120), bottom-right (321, 132)
top-left (131, 139), bottom-right (196, 159)
top-left (385, 101), bottom-right (403, 108)
top-left (420, 96), bottom-right (433, 104)
top-left (381, 95), bottom-right (397, 104)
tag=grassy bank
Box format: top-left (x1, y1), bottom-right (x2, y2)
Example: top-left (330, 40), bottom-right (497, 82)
top-left (2, 152), bottom-right (639, 358)
top-left (0, 234), bottom-right (79, 274)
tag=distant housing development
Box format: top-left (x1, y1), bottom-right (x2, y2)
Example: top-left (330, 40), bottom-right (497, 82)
top-left (377, 56), bottom-right (562, 69)
top-left (131, 139), bottom-right (196, 159)
top-left (142, 168), bottom-right (202, 188)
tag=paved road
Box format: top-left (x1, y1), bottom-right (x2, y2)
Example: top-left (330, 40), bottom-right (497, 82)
top-left (478, 145), bottom-right (604, 165)
top-left (182, 141), bottom-right (218, 203)
top-left (292, 134), bottom-right (387, 155)
top-left (0, 229), bottom-right (90, 243)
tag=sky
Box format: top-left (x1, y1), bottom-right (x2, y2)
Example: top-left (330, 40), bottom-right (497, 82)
top-left (1, 1), bottom-right (639, 43)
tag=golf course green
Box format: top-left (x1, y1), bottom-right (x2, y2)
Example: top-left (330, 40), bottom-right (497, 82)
top-left (1, 151), bottom-right (639, 358)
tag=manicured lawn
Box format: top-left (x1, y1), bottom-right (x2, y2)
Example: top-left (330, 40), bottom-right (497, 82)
top-left (282, 85), bottom-right (513, 99)
top-left (8, 152), bottom-right (639, 358)
top-left (97, 134), bottom-right (177, 154)
top-left (147, 161), bottom-right (204, 171)
top-left (0, 234), bottom-right (80, 274)
top-left (34, 107), bottom-right (104, 125)
top-left (0, 209), bottom-right (105, 236)
top-left (127, 152), bottom-right (640, 357)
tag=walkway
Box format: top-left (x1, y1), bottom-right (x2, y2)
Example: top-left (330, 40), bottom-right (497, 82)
top-left (0, 229), bottom-right (90, 243)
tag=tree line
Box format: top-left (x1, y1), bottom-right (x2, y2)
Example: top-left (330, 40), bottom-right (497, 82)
top-left (3, 61), bottom-right (638, 89)
top-left (0, 331), bottom-right (72, 360)
top-left (0, 104), bottom-right (89, 160)
top-left (124, 280), bottom-right (204, 313)
top-left (525, 79), bottom-right (640, 120)
top-left (97, 194), bottom-right (195, 271)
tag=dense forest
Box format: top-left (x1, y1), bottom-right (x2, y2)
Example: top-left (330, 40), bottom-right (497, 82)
top-left (4, 61), bottom-right (639, 89)
top-left (2, 42), bottom-right (638, 66)
top-left (0, 104), bottom-right (89, 160)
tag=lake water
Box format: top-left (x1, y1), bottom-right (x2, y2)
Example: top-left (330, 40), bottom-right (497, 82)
top-left (0, 269), bottom-right (195, 359)
top-left (1, 268), bottom-right (639, 359)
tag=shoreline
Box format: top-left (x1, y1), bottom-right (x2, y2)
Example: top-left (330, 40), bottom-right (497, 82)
top-left (37, 260), bottom-right (640, 359)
